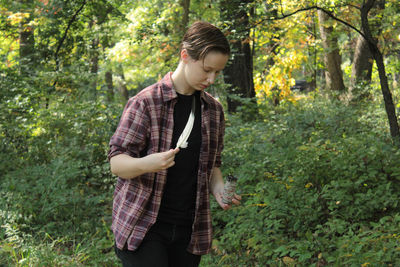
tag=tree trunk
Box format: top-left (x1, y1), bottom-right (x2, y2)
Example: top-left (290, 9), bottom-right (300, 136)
top-left (220, 0), bottom-right (255, 113)
top-left (308, 14), bottom-right (318, 91)
top-left (350, 35), bottom-right (373, 89)
top-left (116, 65), bottom-right (129, 101)
top-left (19, 8), bottom-right (35, 75)
top-left (181, 0), bottom-right (190, 31)
top-left (105, 70), bottom-right (114, 102)
top-left (361, 0), bottom-right (400, 142)
top-left (350, 0), bottom-right (385, 99)
top-left (89, 25), bottom-right (99, 97)
top-left (318, 10), bottom-right (345, 92)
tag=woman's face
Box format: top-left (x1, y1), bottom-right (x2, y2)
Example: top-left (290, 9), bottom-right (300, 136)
top-left (183, 50), bottom-right (229, 93)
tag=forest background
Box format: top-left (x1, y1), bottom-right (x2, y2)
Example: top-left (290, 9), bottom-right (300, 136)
top-left (1, 0), bottom-right (400, 266)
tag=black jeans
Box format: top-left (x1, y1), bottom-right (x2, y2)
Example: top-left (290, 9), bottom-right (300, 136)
top-left (115, 220), bottom-right (201, 267)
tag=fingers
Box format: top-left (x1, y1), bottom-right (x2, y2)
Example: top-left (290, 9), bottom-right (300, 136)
top-left (160, 149), bottom-right (180, 169)
top-left (221, 203), bottom-right (230, 210)
top-left (166, 148), bottom-right (179, 160)
top-left (216, 192), bottom-right (230, 210)
top-left (215, 191), bottom-right (240, 210)
top-left (162, 157), bottom-right (174, 169)
top-left (217, 193), bottom-right (241, 210)
top-left (163, 148), bottom-right (180, 158)
top-left (231, 194), bottom-right (242, 205)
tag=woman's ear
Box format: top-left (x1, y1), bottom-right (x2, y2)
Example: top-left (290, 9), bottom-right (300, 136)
top-left (180, 49), bottom-right (189, 63)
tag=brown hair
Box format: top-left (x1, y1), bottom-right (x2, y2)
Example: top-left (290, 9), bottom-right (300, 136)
top-left (181, 21), bottom-right (230, 61)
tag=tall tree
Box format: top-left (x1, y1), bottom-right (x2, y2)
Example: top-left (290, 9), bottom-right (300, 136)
top-left (253, 0), bottom-right (399, 141)
top-left (180, 0), bottom-right (190, 31)
top-left (318, 10), bottom-right (345, 92)
top-left (350, 0), bottom-right (385, 99)
top-left (220, 0), bottom-right (255, 113)
top-left (350, 35), bottom-right (373, 90)
top-left (317, 0), bottom-right (399, 141)
top-left (105, 69), bottom-right (114, 102)
top-left (360, 0), bottom-right (399, 141)
top-left (305, 12), bottom-right (319, 91)
top-left (19, 0), bottom-right (35, 76)
top-left (116, 65), bottom-right (129, 101)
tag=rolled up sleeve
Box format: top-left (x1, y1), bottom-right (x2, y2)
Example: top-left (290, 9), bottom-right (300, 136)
top-left (108, 97), bottom-right (150, 161)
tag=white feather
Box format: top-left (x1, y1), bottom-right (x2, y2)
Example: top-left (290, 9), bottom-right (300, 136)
top-left (176, 97), bottom-right (195, 149)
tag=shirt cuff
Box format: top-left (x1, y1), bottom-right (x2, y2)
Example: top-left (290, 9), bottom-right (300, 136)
top-left (108, 146), bottom-right (134, 161)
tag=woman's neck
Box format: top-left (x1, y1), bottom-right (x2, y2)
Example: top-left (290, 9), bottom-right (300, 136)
top-left (171, 62), bottom-right (195, 95)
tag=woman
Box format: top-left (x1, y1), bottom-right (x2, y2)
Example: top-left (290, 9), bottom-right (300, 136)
top-left (108, 21), bottom-right (241, 267)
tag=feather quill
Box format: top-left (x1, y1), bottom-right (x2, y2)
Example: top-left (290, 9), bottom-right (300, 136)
top-left (175, 97), bottom-right (196, 149)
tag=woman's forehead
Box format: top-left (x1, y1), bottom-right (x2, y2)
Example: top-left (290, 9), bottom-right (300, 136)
top-left (202, 52), bottom-right (229, 70)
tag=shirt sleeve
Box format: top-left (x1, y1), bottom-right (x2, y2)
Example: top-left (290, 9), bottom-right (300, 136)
top-left (214, 108), bottom-right (225, 168)
top-left (108, 97), bottom-right (150, 161)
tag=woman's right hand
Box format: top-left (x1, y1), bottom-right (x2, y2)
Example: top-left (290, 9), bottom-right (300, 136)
top-left (110, 148), bottom-right (180, 179)
top-left (142, 148), bottom-right (180, 173)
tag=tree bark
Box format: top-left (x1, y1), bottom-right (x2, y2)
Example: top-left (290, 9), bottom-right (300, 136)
top-left (116, 65), bottom-right (129, 101)
top-left (105, 70), bottom-right (114, 102)
top-left (309, 14), bottom-right (318, 91)
top-left (350, 35), bottom-right (373, 96)
top-left (350, 0), bottom-right (385, 98)
top-left (318, 10), bottom-right (345, 92)
top-left (181, 0), bottom-right (190, 31)
top-left (361, 0), bottom-right (400, 141)
top-left (349, 35), bottom-right (373, 101)
top-left (220, 0), bottom-right (255, 113)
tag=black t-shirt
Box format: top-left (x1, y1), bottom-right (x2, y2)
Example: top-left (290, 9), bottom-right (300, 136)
top-left (157, 91), bottom-right (202, 225)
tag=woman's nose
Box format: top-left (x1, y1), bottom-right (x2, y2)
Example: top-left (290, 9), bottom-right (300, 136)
top-left (207, 73), bottom-right (216, 84)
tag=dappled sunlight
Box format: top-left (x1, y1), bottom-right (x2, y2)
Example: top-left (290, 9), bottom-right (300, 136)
top-left (1, 0), bottom-right (400, 265)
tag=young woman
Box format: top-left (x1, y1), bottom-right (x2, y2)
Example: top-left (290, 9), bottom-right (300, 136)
top-left (108, 21), bottom-right (241, 267)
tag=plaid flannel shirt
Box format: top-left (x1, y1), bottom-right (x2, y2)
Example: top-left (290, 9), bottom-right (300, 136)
top-left (108, 73), bottom-right (225, 255)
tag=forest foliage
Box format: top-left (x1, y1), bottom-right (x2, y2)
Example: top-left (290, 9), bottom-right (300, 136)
top-left (1, 0), bottom-right (400, 266)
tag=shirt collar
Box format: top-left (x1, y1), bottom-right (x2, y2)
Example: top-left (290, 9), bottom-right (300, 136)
top-left (160, 72), bottom-right (211, 104)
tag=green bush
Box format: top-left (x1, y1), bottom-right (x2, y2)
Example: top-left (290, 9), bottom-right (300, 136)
top-left (202, 96), bottom-right (400, 266)
top-left (0, 71), bottom-right (119, 265)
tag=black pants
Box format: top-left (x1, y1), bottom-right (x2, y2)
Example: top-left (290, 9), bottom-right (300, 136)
top-left (115, 221), bottom-right (201, 267)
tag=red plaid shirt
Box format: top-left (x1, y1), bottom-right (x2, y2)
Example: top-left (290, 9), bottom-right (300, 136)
top-left (108, 73), bottom-right (225, 255)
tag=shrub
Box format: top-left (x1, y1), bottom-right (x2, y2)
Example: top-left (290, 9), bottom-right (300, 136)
top-left (202, 96), bottom-right (400, 266)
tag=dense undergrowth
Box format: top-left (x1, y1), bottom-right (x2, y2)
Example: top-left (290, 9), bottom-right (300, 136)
top-left (1, 78), bottom-right (400, 266)
top-left (203, 96), bottom-right (400, 266)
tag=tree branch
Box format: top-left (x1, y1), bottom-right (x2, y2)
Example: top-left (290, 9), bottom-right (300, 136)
top-left (54, 0), bottom-right (87, 73)
top-left (347, 3), bottom-right (361, 10)
top-left (254, 5), bottom-right (367, 40)
top-left (318, 7), bottom-right (366, 39)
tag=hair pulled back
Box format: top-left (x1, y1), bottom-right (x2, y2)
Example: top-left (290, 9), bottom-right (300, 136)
top-left (181, 21), bottom-right (230, 61)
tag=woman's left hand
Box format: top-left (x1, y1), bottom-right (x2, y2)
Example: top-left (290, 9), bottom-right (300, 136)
top-left (214, 191), bottom-right (242, 210)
